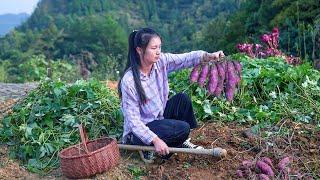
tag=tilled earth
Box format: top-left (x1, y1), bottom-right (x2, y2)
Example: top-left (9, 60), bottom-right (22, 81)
top-left (0, 82), bottom-right (319, 179)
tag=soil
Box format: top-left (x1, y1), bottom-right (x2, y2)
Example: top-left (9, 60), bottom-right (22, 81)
top-left (0, 82), bottom-right (319, 179)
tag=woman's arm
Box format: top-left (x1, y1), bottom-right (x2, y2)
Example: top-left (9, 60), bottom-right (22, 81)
top-left (161, 50), bottom-right (206, 73)
top-left (161, 50), bottom-right (225, 73)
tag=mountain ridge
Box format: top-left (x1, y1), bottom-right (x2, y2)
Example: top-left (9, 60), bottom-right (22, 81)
top-left (0, 13), bottom-right (29, 36)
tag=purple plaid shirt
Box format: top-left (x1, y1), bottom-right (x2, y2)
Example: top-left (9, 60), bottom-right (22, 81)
top-left (120, 50), bottom-right (206, 144)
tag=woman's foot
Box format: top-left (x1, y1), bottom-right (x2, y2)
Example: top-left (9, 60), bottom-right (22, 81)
top-left (138, 150), bottom-right (155, 163)
top-left (182, 138), bottom-right (204, 149)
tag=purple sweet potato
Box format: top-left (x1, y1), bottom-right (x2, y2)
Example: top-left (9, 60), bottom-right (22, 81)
top-left (278, 157), bottom-right (291, 171)
top-left (190, 64), bottom-right (201, 83)
top-left (236, 170), bottom-right (243, 177)
top-left (232, 61), bottom-right (242, 86)
top-left (226, 61), bottom-right (237, 88)
top-left (213, 62), bottom-right (226, 97)
top-left (225, 88), bottom-right (234, 102)
top-left (208, 63), bottom-right (218, 94)
top-left (261, 157), bottom-right (273, 168)
top-left (233, 61), bottom-right (242, 74)
top-left (225, 61), bottom-right (237, 102)
top-left (237, 168), bottom-right (251, 178)
top-left (258, 173), bottom-right (270, 180)
top-left (242, 160), bottom-right (253, 169)
top-left (198, 64), bottom-right (209, 87)
top-left (256, 160), bottom-right (274, 176)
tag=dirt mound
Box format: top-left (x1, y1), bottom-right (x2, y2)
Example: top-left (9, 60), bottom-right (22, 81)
top-left (136, 121), bottom-right (319, 179)
top-left (0, 146), bottom-right (39, 179)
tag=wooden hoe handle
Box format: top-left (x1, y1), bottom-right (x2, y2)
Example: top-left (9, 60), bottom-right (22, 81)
top-left (118, 144), bottom-right (227, 157)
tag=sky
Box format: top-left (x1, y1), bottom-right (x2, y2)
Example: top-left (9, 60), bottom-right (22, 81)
top-left (0, 0), bottom-right (40, 15)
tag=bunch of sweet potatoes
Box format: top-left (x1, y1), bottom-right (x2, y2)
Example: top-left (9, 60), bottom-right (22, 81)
top-left (190, 59), bottom-right (242, 102)
top-left (236, 156), bottom-right (303, 180)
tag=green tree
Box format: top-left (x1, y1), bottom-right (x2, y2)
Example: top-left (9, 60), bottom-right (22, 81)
top-left (0, 60), bottom-right (11, 82)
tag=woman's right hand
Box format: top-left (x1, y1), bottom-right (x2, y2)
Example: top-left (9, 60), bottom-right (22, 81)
top-left (152, 136), bottom-right (169, 155)
top-left (202, 50), bottom-right (225, 63)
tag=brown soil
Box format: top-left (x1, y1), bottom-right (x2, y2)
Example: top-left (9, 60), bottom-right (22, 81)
top-left (0, 146), bottom-right (39, 179)
top-left (0, 99), bottom-right (18, 119)
top-left (1, 119), bottom-right (319, 179)
top-left (103, 80), bottom-right (118, 90)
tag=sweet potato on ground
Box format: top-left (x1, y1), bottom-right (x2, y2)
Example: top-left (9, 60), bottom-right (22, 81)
top-left (278, 157), bottom-right (291, 171)
top-left (258, 173), bottom-right (270, 180)
top-left (261, 157), bottom-right (273, 168)
top-left (256, 160), bottom-right (274, 176)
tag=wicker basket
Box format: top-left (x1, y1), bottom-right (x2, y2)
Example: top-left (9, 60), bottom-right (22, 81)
top-left (59, 124), bottom-right (120, 178)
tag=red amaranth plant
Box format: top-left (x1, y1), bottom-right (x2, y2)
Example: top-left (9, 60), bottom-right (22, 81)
top-left (236, 27), bottom-right (302, 65)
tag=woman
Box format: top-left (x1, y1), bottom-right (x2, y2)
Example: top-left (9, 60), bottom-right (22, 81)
top-left (118, 27), bottom-right (224, 163)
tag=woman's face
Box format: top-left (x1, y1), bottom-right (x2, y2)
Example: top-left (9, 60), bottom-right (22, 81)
top-left (138, 36), bottom-right (162, 66)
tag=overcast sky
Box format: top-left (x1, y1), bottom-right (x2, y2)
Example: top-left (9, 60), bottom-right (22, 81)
top-left (0, 0), bottom-right (40, 14)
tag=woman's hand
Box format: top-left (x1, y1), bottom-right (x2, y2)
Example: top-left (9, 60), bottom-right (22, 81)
top-left (152, 136), bottom-right (169, 156)
top-left (202, 50), bottom-right (225, 63)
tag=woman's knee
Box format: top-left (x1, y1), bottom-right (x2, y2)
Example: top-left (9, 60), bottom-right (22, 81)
top-left (176, 121), bottom-right (190, 137)
top-left (176, 92), bottom-right (192, 104)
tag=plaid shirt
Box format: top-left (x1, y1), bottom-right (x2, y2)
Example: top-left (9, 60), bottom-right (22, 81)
top-left (120, 50), bottom-right (206, 145)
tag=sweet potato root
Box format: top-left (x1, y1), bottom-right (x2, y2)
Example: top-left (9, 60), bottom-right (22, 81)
top-left (256, 160), bottom-right (274, 176)
top-left (225, 61), bottom-right (237, 102)
top-left (213, 62), bottom-right (225, 97)
top-left (258, 173), bottom-right (270, 180)
top-left (261, 157), bottom-right (273, 168)
top-left (208, 63), bottom-right (218, 94)
top-left (190, 64), bottom-right (201, 83)
top-left (198, 64), bottom-right (209, 87)
top-left (278, 157), bottom-right (291, 171)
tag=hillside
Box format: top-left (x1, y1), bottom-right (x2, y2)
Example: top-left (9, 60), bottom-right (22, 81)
top-left (0, 0), bottom-right (239, 82)
top-left (0, 0), bottom-right (319, 83)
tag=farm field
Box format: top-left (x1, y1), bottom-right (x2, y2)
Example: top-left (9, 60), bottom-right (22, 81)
top-left (0, 76), bottom-right (319, 179)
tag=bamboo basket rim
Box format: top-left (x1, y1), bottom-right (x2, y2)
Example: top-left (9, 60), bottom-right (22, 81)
top-left (59, 133), bottom-right (117, 159)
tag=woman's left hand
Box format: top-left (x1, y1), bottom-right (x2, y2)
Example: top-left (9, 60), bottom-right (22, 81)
top-left (202, 50), bottom-right (225, 62)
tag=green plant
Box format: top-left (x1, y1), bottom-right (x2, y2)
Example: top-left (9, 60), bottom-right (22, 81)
top-left (128, 165), bottom-right (146, 180)
top-left (0, 60), bottom-right (10, 82)
top-left (18, 55), bottom-right (79, 82)
top-left (169, 54), bottom-right (320, 126)
top-left (0, 78), bottom-right (123, 174)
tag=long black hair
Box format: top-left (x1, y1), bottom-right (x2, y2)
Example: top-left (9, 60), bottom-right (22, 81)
top-left (118, 28), bottom-right (161, 104)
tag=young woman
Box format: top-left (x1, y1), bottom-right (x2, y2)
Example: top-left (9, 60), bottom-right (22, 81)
top-left (118, 27), bottom-right (224, 163)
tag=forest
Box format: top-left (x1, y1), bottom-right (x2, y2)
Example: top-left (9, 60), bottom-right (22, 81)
top-left (0, 0), bottom-right (319, 179)
top-left (0, 0), bottom-right (319, 82)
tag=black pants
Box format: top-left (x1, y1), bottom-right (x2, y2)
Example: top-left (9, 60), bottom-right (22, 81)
top-left (128, 92), bottom-right (197, 147)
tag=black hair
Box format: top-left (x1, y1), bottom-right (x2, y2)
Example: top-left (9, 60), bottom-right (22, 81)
top-left (118, 27), bottom-right (161, 104)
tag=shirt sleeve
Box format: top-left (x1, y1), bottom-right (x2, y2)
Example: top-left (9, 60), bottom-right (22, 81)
top-left (121, 81), bottom-right (157, 145)
top-left (161, 50), bottom-right (207, 73)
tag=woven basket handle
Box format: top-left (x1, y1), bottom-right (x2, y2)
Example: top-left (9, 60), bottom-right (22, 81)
top-left (79, 124), bottom-right (90, 154)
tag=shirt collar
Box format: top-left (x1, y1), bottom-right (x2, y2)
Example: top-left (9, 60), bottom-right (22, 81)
top-left (140, 63), bottom-right (158, 80)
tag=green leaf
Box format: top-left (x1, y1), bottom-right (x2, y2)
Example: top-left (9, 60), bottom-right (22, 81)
top-left (45, 143), bottom-right (55, 154)
top-left (53, 88), bottom-right (62, 97)
top-left (44, 117), bottom-right (53, 128)
top-left (39, 146), bottom-right (47, 158)
top-left (60, 114), bottom-right (76, 127)
top-left (203, 100), bottom-right (212, 115)
top-left (25, 127), bottom-right (33, 138)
